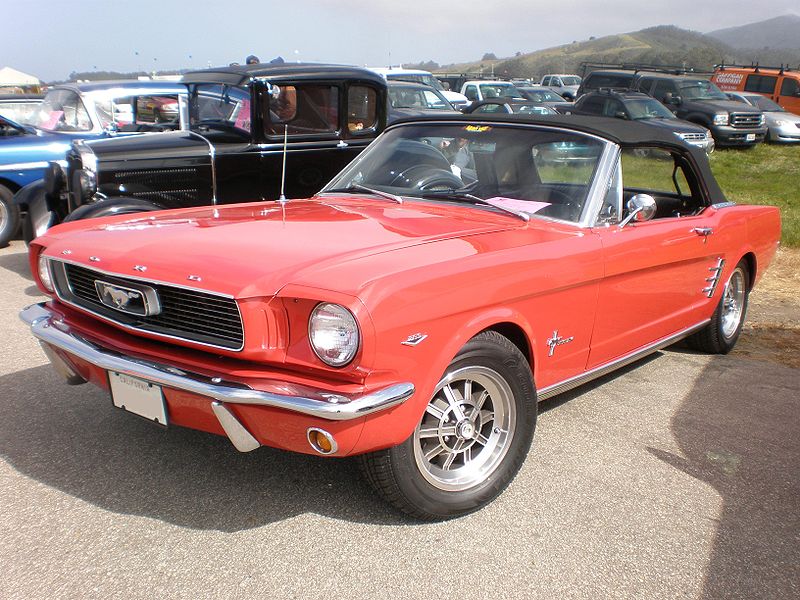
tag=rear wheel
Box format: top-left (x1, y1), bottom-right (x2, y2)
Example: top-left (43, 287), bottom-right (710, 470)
top-left (0, 184), bottom-right (20, 247)
top-left (687, 261), bottom-right (749, 354)
top-left (359, 331), bottom-right (537, 520)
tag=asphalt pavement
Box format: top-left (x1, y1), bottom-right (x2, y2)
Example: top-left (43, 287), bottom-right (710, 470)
top-left (1, 240), bottom-right (798, 600)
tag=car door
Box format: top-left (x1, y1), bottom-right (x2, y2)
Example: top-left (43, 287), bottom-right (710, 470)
top-left (587, 147), bottom-right (725, 368)
top-left (777, 77), bottom-right (800, 113)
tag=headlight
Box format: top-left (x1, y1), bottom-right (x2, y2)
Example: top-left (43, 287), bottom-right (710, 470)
top-left (38, 254), bottom-right (54, 293)
top-left (773, 119), bottom-right (788, 127)
top-left (759, 114), bottom-right (766, 126)
top-left (76, 168), bottom-right (97, 200)
top-left (309, 303), bottom-right (360, 367)
top-left (713, 114), bottom-right (729, 126)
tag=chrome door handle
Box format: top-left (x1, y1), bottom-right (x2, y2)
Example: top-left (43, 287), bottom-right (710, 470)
top-left (692, 227), bottom-right (713, 237)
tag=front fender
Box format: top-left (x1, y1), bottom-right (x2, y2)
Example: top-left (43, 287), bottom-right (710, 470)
top-left (62, 196), bottom-right (165, 223)
top-left (15, 181), bottom-right (58, 244)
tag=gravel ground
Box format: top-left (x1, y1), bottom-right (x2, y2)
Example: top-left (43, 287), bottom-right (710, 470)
top-left (1, 240), bottom-right (798, 600)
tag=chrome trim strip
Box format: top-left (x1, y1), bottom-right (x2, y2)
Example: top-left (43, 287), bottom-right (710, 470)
top-left (211, 401), bottom-right (261, 452)
top-left (0, 161), bottom-right (51, 172)
top-left (538, 319), bottom-right (710, 400)
top-left (21, 303), bottom-right (414, 421)
top-left (49, 259), bottom-right (245, 353)
top-left (186, 130), bottom-right (217, 204)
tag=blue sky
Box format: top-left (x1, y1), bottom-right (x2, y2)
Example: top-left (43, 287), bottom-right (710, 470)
top-left (2, 0), bottom-right (798, 81)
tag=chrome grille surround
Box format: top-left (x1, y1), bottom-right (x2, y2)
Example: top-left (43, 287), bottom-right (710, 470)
top-left (50, 260), bottom-right (244, 351)
top-left (730, 113), bottom-right (762, 129)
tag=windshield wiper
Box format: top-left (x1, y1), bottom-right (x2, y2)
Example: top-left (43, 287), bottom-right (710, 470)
top-left (326, 183), bottom-right (404, 204)
top-left (420, 190), bottom-right (530, 221)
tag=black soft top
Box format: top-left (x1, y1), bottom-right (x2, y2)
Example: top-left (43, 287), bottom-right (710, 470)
top-left (388, 113), bottom-right (726, 201)
top-left (182, 63), bottom-right (387, 87)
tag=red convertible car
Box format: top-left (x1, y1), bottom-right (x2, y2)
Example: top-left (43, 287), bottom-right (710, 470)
top-left (22, 114), bottom-right (780, 520)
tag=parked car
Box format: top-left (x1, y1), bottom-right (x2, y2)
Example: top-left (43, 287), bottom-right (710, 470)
top-left (0, 93), bottom-right (43, 125)
top-left (567, 90), bottom-right (715, 153)
top-left (387, 81), bottom-right (459, 123)
top-left (23, 113), bottom-right (780, 520)
top-left (538, 74), bottom-right (582, 100)
top-left (18, 64), bottom-right (388, 243)
top-left (725, 91), bottom-right (800, 143)
top-left (370, 67), bottom-right (469, 110)
top-left (712, 64), bottom-right (800, 115)
top-left (464, 98), bottom-right (557, 115)
top-left (633, 74), bottom-right (767, 147)
top-left (575, 69), bottom-right (637, 98)
top-left (0, 80), bottom-right (187, 246)
top-left (459, 80), bottom-right (529, 106)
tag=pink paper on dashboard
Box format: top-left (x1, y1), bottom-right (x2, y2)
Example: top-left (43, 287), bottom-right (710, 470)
top-left (234, 100), bottom-right (251, 132)
top-left (486, 197), bottom-right (551, 213)
top-left (40, 110), bottom-right (64, 130)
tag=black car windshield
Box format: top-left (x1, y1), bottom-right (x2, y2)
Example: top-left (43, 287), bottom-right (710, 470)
top-left (679, 80), bottom-right (728, 101)
top-left (520, 88), bottom-right (564, 102)
top-left (323, 122), bottom-right (607, 224)
top-left (626, 98), bottom-right (676, 120)
top-left (190, 84), bottom-right (251, 133)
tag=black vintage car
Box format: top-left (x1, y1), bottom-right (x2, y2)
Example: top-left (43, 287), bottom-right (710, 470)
top-left (19, 63), bottom-right (388, 240)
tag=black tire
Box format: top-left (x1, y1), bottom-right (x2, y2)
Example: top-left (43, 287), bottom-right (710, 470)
top-left (687, 261), bottom-right (750, 354)
top-left (0, 184), bottom-right (21, 247)
top-left (359, 330), bottom-right (537, 520)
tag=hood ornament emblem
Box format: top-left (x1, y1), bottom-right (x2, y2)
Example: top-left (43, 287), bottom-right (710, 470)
top-left (95, 280), bottom-right (161, 316)
top-left (546, 330), bottom-right (574, 357)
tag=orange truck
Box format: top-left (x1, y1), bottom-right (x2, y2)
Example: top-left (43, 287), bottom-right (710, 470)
top-left (712, 64), bottom-right (800, 115)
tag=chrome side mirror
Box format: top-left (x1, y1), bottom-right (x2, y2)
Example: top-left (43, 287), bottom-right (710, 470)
top-left (619, 194), bottom-right (656, 228)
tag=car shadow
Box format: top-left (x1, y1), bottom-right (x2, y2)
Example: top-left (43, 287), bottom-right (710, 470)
top-left (647, 355), bottom-right (800, 598)
top-left (0, 246), bottom-right (32, 279)
top-left (0, 364), bottom-right (412, 530)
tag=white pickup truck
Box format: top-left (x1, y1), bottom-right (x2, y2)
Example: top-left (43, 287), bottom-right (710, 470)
top-left (459, 80), bottom-right (529, 106)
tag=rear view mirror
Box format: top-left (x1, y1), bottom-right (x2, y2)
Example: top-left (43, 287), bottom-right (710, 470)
top-left (614, 111), bottom-right (628, 120)
top-left (620, 194), bottom-right (656, 227)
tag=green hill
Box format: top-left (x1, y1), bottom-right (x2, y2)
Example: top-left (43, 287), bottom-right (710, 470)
top-left (428, 26), bottom-right (738, 80)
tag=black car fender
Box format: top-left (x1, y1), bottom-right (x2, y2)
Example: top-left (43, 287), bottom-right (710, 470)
top-left (62, 197), bottom-right (166, 223)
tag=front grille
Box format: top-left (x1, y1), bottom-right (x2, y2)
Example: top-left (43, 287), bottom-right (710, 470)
top-left (679, 132), bottom-right (706, 141)
top-left (54, 262), bottom-right (244, 350)
top-left (113, 168), bottom-right (200, 204)
top-left (730, 113), bottom-right (762, 129)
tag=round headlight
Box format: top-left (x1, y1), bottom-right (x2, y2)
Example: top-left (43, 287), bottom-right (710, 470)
top-left (309, 303), bottom-right (360, 367)
top-left (76, 168), bottom-right (97, 200)
top-left (38, 254), bottom-right (54, 293)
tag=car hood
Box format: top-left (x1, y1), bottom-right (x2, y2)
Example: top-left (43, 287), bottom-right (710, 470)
top-left (40, 196), bottom-right (537, 299)
top-left (688, 99), bottom-right (761, 113)
top-left (85, 130), bottom-right (210, 162)
top-left (765, 111), bottom-right (800, 123)
top-left (636, 117), bottom-right (706, 134)
top-left (0, 131), bottom-right (73, 165)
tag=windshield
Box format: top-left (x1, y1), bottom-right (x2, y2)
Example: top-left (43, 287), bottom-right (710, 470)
top-left (389, 85), bottom-right (451, 110)
top-left (480, 83), bottom-right (527, 100)
top-left (747, 95), bottom-right (784, 112)
top-left (388, 73), bottom-right (445, 91)
top-left (190, 84), bottom-right (252, 134)
top-left (679, 80), bottom-right (728, 101)
top-left (323, 123), bottom-right (607, 223)
top-left (561, 76), bottom-right (581, 86)
top-left (626, 98), bottom-right (676, 120)
top-left (521, 88), bottom-right (564, 102)
top-left (34, 88), bottom-right (92, 132)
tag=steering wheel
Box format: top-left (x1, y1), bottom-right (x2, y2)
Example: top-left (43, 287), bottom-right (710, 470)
top-left (539, 188), bottom-right (581, 221)
top-left (390, 166), bottom-right (464, 191)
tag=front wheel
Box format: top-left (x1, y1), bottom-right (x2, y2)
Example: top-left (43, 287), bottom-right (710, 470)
top-left (359, 331), bottom-right (537, 520)
top-left (0, 184), bottom-right (21, 247)
top-left (687, 261), bottom-right (749, 354)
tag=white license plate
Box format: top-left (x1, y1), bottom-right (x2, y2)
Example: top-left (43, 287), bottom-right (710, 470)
top-left (746, 133), bottom-right (756, 141)
top-left (109, 371), bottom-right (168, 426)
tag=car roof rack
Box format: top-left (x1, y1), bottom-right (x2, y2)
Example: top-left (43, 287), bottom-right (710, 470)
top-left (580, 62), bottom-right (712, 77)
top-left (714, 62), bottom-right (798, 74)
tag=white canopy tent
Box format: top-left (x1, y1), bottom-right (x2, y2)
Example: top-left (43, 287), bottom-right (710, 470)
top-left (0, 67), bottom-right (41, 88)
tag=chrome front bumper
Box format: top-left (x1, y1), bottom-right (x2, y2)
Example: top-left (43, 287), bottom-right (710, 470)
top-left (21, 302), bottom-right (414, 427)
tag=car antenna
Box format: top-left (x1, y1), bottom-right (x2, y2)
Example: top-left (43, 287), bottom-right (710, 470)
top-left (278, 124), bottom-right (288, 204)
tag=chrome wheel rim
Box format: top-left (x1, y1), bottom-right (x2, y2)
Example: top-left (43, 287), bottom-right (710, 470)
top-left (0, 200), bottom-right (8, 226)
top-left (413, 365), bottom-right (516, 492)
top-left (721, 267), bottom-right (746, 340)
